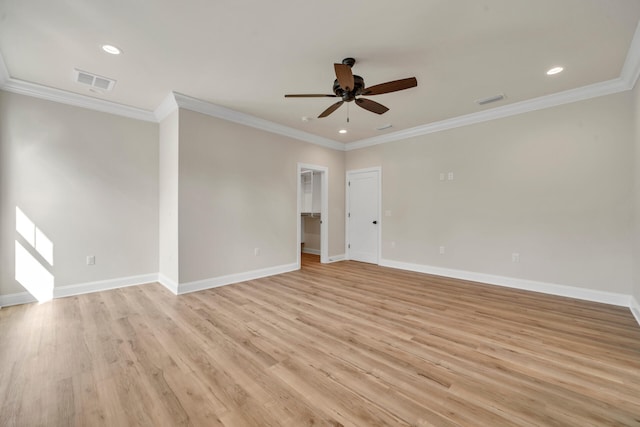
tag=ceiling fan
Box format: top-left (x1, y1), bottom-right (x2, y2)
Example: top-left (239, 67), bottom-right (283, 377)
top-left (285, 58), bottom-right (418, 118)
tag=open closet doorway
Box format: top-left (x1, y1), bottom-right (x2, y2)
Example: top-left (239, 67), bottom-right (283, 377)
top-left (297, 163), bottom-right (329, 268)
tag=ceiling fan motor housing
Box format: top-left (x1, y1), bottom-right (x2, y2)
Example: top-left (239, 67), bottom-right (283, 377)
top-left (333, 75), bottom-right (365, 102)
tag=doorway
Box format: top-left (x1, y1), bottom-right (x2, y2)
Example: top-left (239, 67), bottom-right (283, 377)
top-left (297, 163), bottom-right (329, 268)
top-left (346, 167), bottom-right (381, 264)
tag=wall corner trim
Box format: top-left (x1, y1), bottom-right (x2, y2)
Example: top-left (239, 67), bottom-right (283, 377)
top-left (379, 258), bottom-right (632, 308)
top-left (158, 273), bottom-right (179, 295)
top-left (154, 92), bottom-right (179, 122)
top-left (177, 262), bottom-right (298, 295)
top-left (620, 21), bottom-right (640, 90)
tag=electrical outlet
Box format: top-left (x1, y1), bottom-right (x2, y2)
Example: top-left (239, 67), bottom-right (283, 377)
top-left (439, 173), bottom-right (445, 181)
top-left (439, 246), bottom-right (445, 254)
top-left (254, 247), bottom-right (260, 256)
top-left (447, 172), bottom-right (454, 181)
top-left (512, 253), bottom-right (520, 263)
top-left (86, 255), bottom-right (95, 265)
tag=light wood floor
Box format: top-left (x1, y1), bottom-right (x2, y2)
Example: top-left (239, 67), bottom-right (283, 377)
top-left (2, 254), bottom-right (640, 426)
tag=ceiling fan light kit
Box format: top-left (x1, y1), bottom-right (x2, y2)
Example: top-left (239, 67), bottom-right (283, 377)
top-left (285, 58), bottom-right (418, 119)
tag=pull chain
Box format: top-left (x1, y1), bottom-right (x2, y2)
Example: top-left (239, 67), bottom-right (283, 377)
top-left (347, 102), bottom-right (350, 123)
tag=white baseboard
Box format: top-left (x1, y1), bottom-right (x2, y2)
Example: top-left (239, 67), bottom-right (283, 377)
top-left (158, 273), bottom-right (179, 295)
top-left (53, 273), bottom-right (159, 299)
top-left (178, 262), bottom-right (299, 295)
top-left (0, 291), bottom-right (38, 307)
top-left (379, 259), bottom-right (631, 308)
top-left (326, 254), bottom-right (346, 263)
top-left (302, 248), bottom-right (321, 255)
top-left (631, 296), bottom-right (640, 327)
top-left (0, 273), bottom-right (159, 308)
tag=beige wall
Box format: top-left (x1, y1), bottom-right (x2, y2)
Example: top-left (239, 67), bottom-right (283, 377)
top-left (0, 91), bottom-right (159, 295)
top-left (177, 109), bottom-right (345, 283)
top-left (1, 85), bottom-right (638, 304)
top-left (347, 92), bottom-right (635, 294)
top-left (159, 110), bottom-right (180, 284)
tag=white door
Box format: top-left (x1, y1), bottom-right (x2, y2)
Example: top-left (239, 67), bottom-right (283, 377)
top-left (347, 169), bottom-right (380, 264)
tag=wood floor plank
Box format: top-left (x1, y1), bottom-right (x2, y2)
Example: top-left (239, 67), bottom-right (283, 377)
top-left (1, 253), bottom-right (640, 426)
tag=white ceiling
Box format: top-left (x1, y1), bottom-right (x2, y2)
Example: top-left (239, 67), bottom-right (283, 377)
top-left (1, 0), bottom-right (640, 144)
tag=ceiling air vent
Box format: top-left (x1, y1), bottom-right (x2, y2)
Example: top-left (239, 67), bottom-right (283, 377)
top-left (73, 69), bottom-right (116, 91)
top-left (475, 93), bottom-right (505, 106)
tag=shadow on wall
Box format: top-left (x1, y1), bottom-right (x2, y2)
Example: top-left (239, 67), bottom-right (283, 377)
top-left (15, 206), bottom-right (54, 302)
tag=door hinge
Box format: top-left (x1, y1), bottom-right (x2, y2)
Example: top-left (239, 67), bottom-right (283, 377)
top-left (348, 181), bottom-right (350, 186)
top-left (348, 244), bottom-right (350, 249)
top-left (348, 212), bottom-right (350, 218)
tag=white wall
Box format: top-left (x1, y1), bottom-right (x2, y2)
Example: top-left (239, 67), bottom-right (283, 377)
top-left (347, 91), bottom-right (635, 295)
top-left (159, 110), bottom-right (180, 285)
top-left (0, 91), bottom-right (159, 297)
top-left (177, 109), bottom-right (345, 284)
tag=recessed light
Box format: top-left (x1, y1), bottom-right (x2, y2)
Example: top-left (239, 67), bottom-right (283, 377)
top-left (339, 129), bottom-right (347, 134)
top-left (101, 44), bottom-right (122, 55)
top-left (546, 66), bottom-right (563, 75)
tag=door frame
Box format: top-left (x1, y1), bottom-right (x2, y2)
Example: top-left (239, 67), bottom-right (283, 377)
top-left (345, 167), bottom-right (382, 264)
top-left (297, 163), bottom-right (329, 268)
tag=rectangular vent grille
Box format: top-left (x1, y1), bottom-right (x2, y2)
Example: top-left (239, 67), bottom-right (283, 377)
top-left (73, 69), bottom-right (116, 91)
top-left (476, 94), bottom-right (505, 106)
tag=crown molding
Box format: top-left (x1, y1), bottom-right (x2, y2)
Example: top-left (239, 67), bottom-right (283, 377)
top-left (345, 77), bottom-right (628, 151)
top-left (172, 92), bottom-right (345, 151)
top-left (154, 92), bottom-right (179, 122)
top-left (1, 76), bottom-right (157, 122)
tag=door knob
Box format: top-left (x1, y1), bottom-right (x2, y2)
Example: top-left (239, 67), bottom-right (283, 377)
top-left (372, 220), bottom-right (378, 224)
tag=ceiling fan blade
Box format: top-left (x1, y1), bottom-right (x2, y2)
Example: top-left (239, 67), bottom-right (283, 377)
top-left (355, 98), bottom-right (389, 115)
top-left (318, 101), bottom-right (344, 118)
top-left (363, 77), bottom-right (417, 96)
top-left (334, 63), bottom-right (355, 91)
top-left (285, 94), bottom-right (337, 98)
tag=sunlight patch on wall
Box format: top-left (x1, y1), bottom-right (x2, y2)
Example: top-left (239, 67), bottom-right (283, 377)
top-left (15, 207), bottom-right (55, 302)
top-left (15, 241), bottom-right (54, 302)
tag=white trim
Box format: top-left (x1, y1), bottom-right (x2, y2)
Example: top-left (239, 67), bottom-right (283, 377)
top-left (297, 163), bottom-right (330, 266)
top-left (158, 273), bottom-right (179, 295)
top-left (379, 259), bottom-right (631, 308)
top-left (1, 77), bottom-right (157, 122)
top-left (173, 92), bottom-right (344, 151)
top-left (178, 263), bottom-right (298, 295)
top-left (53, 273), bottom-right (159, 299)
top-left (154, 92), bottom-right (179, 122)
top-left (0, 273), bottom-right (159, 307)
top-left (345, 78), bottom-right (628, 151)
top-left (0, 291), bottom-right (37, 307)
top-left (620, 21), bottom-right (640, 90)
top-left (326, 254), bottom-right (346, 263)
top-left (631, 296), bottom-right (640, 327)
top-left (302, 248), bottom-right (321, 255)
